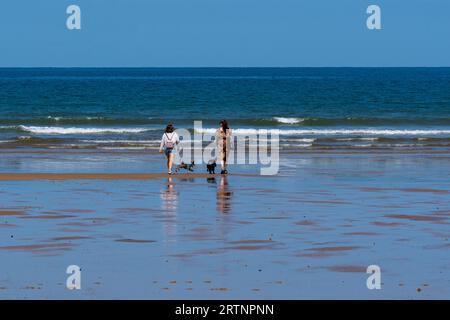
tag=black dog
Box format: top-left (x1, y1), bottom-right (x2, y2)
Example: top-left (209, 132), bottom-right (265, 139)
top-left (206, 160), bottom-right (217, 174)
top-left (175, 160), bottom-right (195, 173)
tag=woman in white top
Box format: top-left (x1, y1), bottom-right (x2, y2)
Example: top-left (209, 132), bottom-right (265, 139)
top-left (159, 123), bottom-right (180, 174)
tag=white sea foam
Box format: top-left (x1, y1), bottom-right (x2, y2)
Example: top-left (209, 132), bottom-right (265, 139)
top-left (98, 146), bottom-right (152, 150)
top-left (46, 116), bottom-right (105, 121)
top-left (6, 124), bottom-right (450, 137)
top-left (273, 117), bottom-right (303, 124)
top-left (47, 116), bottom-right (62, 121)
top-left (196, 128), bottom-right (450, 136)
top-left (352, 144), bottom-right (374, 148)
top-left (82, 139), bottom-right (160, 144)
top-left (281, 138), bottom-right (316, 143)
top-left (335, 137), bottom-right (378, 141)
top-left (19, 126), bottom-right (151, 134)
top-left (280, 143), bottom-right (313, 148)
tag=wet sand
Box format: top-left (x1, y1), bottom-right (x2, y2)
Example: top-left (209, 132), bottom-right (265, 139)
top-left (0, 173), bottom-right (226, 181)
top-left (0, 151), bottom-right (449, 299)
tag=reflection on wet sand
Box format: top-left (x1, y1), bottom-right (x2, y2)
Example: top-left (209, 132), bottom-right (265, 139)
top-left (160, 177), bottom-right (178, 240)
top-left (217, 176), bottom-right (232, 214)
top-left (161, 177), bottom-right (178, 212)
top-left (2, 151), bottom-right (449, 298)
top-left (214, 176), bottom-right (233, 277)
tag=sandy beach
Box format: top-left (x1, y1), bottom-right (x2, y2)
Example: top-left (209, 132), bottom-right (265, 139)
top-left (0, 173), bottom-right (231, 181)
top-left (1, 149), bottom-right (449, 299)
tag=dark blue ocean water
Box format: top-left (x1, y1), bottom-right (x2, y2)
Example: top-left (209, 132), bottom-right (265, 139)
top-left (1, 68), bottom-right (449, 150)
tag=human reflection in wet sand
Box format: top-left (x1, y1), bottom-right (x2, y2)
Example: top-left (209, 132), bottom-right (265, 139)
top-left (216, 175), bottom-right (232, 214)
top-left (160, 177), bottom-right (178, 240)
top-left (215, 175), bottom-right (233, 242)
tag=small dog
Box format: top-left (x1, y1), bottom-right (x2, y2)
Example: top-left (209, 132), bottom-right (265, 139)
top-left (175, 160), bottom-right (195, 173)
top-left (206, 160), bottom-right (217, 174)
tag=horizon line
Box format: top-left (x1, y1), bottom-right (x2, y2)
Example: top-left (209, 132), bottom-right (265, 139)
top-left (1, 66), bottom-right (450, 69)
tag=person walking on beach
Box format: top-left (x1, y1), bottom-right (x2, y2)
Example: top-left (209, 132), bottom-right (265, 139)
top-left (159, 123), bottom-right (180, 174)
top-left (216, 120), bottom-right (232, 174)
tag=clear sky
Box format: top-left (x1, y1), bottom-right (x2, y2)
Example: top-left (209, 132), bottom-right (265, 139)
top-left (0, 0), bottom-right (449, 67)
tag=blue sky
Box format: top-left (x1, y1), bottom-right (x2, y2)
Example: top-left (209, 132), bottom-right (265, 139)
top-left (0, 0), bottom-right (449, 67)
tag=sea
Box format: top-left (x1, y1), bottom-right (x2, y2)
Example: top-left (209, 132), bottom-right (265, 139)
top-left (0, 67), bottom-right (449, 151)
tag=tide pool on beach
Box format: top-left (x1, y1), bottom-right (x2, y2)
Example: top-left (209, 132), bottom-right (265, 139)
top-left (0, 150), bottom-right (449, 299)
